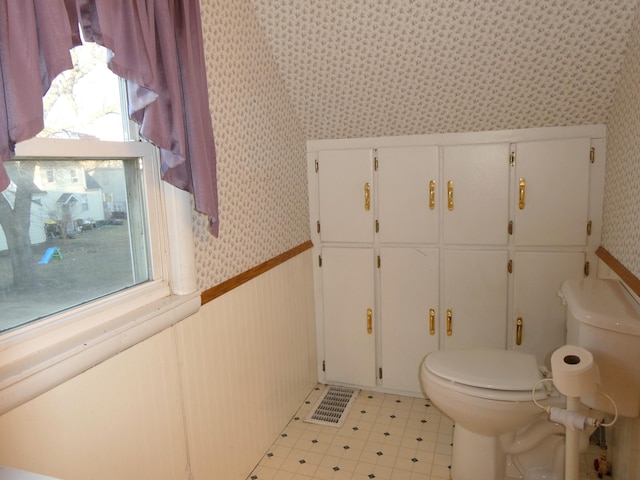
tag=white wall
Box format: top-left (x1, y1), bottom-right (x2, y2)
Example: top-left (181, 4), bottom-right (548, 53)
top-left (0, 250), bottom-right (316, 480)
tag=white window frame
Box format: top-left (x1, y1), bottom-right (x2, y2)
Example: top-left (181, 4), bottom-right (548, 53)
top-left (0, 137), bottom-right (200, 415)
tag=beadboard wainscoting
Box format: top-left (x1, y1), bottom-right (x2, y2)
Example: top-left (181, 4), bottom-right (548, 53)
top-left (0, 250), bottom-right (317, 480)
top-left (177, 249), bottom-right (317, 479)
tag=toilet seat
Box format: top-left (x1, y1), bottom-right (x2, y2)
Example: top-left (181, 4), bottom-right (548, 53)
top-left (423, 348), bottom-right (545, 402)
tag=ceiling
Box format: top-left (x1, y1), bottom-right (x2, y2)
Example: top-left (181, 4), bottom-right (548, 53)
top-left (251, 0), bottom-right (640, 140)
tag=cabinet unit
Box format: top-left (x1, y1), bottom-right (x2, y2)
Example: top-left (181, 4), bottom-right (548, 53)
top-left (442, 249), bottom-right (509, 350)
top-left (379, 247), bottom-right (439, 392)
top-left (309, 126), bottom-right (604, 396)
top-left (443, 144), bottom-right (510, 245)
top-left (321, 247), bottom-right (376, 387)
top-left (512, 251), bottom-right (586, 364)
top-left (318, 149), bottom-right (373, 243)
top-left (514, 138), bottom-right (591, 246)
top-left (377, 146), bottom-right (439, 244)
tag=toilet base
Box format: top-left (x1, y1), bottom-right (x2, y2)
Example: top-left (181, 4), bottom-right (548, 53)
top-left (451, 424), bottom-right (566, 480)
top-left (451, 424), bottom-right (509, 480)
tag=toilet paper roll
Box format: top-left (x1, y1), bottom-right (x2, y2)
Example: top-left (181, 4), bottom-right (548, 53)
top-left (551, 345), bottom-right (600, 397)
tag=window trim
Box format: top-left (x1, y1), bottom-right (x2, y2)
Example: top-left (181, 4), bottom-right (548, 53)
top-left (0, 137), bottom-right (199, 415)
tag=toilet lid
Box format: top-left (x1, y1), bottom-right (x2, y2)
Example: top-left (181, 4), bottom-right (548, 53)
top-left (425, 348), bottom-right (542, 391)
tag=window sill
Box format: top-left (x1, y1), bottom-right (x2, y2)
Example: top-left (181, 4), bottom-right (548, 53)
top-left (0, 288), bottom-right (200, 415)
top-left (0, 173), bottom-right (199, 416)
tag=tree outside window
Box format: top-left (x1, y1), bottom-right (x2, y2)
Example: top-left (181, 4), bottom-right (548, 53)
top-left (0, 44), bottom-right (150, 332)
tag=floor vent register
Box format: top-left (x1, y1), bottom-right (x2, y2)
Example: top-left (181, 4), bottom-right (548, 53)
top-left (304, 385), bottom-right (359, 428)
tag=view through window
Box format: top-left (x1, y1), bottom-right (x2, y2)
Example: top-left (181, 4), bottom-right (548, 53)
top-left (0, 44), bottom-right (151, 332)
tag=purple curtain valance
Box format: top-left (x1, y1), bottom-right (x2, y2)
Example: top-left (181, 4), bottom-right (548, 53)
top-left (0, 0), bottom-right (219, 236)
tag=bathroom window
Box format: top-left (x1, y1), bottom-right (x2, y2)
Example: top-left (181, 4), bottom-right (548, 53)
top-left (0, 43), bottom-right (150, 333)
top-left (0, 43), bottom-right (199, 414)
top-left (1, 154), bottom-right (151, 333)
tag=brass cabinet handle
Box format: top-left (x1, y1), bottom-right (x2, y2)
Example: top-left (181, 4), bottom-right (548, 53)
top-left (516, 317), bottom-right (523, 345)
top-left (429, 308), bottom-right (436, 335)
top-left (447, 181), bottom-right (454, 211)
top-left (518, 178), bottom-right (526, 210)
top-left (446, 309), bottom-right (452, 336)
top-left (429, 180), bottom-right (436, 210)
top-left (367, 308), bottom-right (373, 334)
top-left (364, 182), bottom-right (371, 211)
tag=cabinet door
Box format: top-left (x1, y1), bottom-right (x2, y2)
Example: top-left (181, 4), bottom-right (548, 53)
top-left (318, 149), bottom-right (374, 243)
top-left (514, 138), bottom-right (591, 246)
top-left (321, 247), bottom-right (376, 387)
top-left (443, 250), bottom-right (508, 350)
top-left (443, 144), bottom-right (510, 245)
top-left (513, 251), bottom-right (585, 365)
top-left (377, 146), bottom-right (439, 244)
top-left (380, 247), bottom-right (439, 393)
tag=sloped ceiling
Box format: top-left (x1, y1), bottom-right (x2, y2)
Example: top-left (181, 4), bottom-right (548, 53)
top-left (251, 0), bottom-right (640, 140)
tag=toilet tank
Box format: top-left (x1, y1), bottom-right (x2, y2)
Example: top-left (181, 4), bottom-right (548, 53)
top-left (561, 278), bottom-right (640, 417)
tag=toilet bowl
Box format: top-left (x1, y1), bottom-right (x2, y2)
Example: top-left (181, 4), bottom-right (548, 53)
top-left (420, 348), bottom-right (562, 480)
top-left (419, 278), bottom-right (640, 480)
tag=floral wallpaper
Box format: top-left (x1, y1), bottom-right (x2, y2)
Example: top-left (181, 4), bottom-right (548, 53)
top-left (191, 0), bottom-right (640, 289)
top-left (251, 0), bottom-right (639, 140)
top-left (603, 7), bottom-right (640, 280)
top-left (193, 0), bottom-right (309, 290)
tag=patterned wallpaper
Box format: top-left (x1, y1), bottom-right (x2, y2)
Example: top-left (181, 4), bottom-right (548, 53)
top-left (251, 0), bottom-right (639, 140)
top-left (603, 8), bottom-right (640, 280)
top-left (191, 0), bottom-right (640, 289)
top-left (194, 0), bottom-right (309, 290)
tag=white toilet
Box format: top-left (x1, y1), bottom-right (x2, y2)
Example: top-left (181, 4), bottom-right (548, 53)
top-left (419, 278), bottom-right (640, 480)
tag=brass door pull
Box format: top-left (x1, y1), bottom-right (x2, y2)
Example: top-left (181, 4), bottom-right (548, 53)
top-left (367, 308), bottom-right (373, 334)
top-left (446, 309), bottom-right (452, 336)
top-left (447, 181), bottom-right (454, 211)
top-left (518, 178), bottom-right (526, 210)
top-left (429, 308), bottom-right (436, 335)
top-left (516, 317), bottom-right (523, 345)
top-left (429, 180), bottom-right (436, 210)
top-left (364, 182), bottom-right (371, 211)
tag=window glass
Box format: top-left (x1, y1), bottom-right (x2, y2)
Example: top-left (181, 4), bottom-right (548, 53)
top-left (0, 158), bottom-right (149, 332)
top-left (39, 43), bottom-right (125, 141)
top-left (0, 44), bottom-right (152, 332)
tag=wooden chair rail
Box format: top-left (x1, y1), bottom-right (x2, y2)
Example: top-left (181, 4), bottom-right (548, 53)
top-left (201, 240), bottom-right (313, 305)
top-left (596, 246), bottom-right (640, 297)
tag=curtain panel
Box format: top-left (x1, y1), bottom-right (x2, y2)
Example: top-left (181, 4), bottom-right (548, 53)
top-left (0, 0), bottom-right (219, 236)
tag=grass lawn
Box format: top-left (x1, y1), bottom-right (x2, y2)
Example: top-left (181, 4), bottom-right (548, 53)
top-left (0, 223), bottom-right (139, 332)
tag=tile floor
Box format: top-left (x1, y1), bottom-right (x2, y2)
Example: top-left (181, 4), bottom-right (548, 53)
top-left (248, 386), bottom-right (453, 480)
top-left (247, 386), bottom-right (612, 480)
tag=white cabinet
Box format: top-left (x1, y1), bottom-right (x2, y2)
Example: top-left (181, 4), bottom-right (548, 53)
top-left (512, 251), bottom-right (586, 364)
top-left (443, 249), bottom-right (509, 350)
top-left (321, 247), bottom-right (376, 387)
top-left (443, 144), bottom-right (510, 245)
top-left (514, 138), bottom-right (591, 246)
top-left (377, 144), bottom-right (510, 246)
top-left (379, 247), bottom-right (439, 392)
top-left (318, 149), bottom-right (374, 243)
top-left (309, 127), bottom-right (603, 395)
top-left (377, 147), bottom-right (439, 244)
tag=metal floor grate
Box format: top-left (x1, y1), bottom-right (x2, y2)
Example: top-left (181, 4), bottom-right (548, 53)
top-left (304, 385), bottom-right (359, 427)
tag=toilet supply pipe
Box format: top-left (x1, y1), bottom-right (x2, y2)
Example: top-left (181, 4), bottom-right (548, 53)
top-left (565, 395), bottom-right (582, 480)
top-left (596, 424), bottom-right (610, 478)
top-left (530, 378), bottom-right (618, 430)
top-left (530, 378), bottom-right (618, 480)
top-left (548, 406), bottom-right (598, 430)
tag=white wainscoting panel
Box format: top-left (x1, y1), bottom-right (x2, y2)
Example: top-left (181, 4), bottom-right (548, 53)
top-left (176, 250), bottom-right (317, 480)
